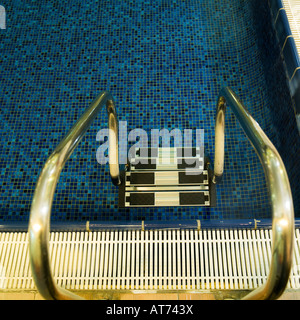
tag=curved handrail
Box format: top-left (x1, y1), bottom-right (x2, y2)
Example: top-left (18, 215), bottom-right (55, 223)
top-left (28, 91), bottom-right (120, 300)
top-left (214, 87), bottom-right (294, 300)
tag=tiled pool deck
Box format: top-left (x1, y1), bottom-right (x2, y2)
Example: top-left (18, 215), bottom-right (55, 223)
top-left (1, 289), bottom-right (300, 300)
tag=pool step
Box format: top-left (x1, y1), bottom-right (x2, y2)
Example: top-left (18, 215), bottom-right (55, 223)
top-left (119, 147), bottom-right (216, 207)
top-left (123, 190), bottom-right (210, 207)
top-left (126, 170), bottom-right (209, 186)
top-left (130, 147), bottom-right (204, 171)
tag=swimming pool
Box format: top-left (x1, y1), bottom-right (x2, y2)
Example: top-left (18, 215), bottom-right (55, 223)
top-left (0, 0), bottom-right (299, 229)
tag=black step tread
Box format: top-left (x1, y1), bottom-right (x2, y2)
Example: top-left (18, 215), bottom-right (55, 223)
top-left (124, 191), bottom-right (210, 207)
top-left (126, 170), bottom-right (208, 186)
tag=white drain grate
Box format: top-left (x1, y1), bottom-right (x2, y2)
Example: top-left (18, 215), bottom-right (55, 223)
top-left (0, 229), bottom-right (300, 291)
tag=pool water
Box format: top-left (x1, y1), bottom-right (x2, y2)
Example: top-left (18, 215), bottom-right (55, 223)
top-left (0, 0), bottom-right (299, 225)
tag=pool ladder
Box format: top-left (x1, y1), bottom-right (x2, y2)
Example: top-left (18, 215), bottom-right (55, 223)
top-left (28, 87), bottom-right (294, 300)
top-left (118, 147), bottom-right (216, 208)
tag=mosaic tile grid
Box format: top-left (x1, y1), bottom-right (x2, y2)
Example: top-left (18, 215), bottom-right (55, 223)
top-left (0, 0), bottom-right (298, 224)
top-left (254, 0), bottom-right (300, 217)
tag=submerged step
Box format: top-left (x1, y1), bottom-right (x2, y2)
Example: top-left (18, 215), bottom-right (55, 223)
top-left (131, 147), bottom-right (202, 158)
top-left (130, 147), bottom-right (204, 171)
top-left (118, 147), bottom-right (216, 208)
top-left (126, 170), bottom-right (208, 186)
top-left (131, 158), bottom-right (204, 171)
top-left (123, 190), bottom-right (210, 207)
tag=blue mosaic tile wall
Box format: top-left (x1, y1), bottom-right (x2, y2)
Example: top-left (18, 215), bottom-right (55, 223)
top-left (0, 0), bottom-right (298, 225)
top-left (269, 0), bottom-right (300, 133)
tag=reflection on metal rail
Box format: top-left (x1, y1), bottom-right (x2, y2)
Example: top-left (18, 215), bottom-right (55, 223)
top-left (28, 91), bottom-right (120, 300)
top-left (213, 87), bottom-right (294, 300)
top-left (28, 88), bottom-right (294, 300)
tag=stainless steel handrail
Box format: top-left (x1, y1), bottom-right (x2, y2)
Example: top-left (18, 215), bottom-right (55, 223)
top-left (28, 91), bottom-right (120, 300)
top-left (213, 87), bottom-right (294, 300)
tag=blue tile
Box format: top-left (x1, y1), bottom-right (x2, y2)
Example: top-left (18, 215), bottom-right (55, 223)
top-left (292, 85), bottom-right (300, 114)
top-left (269, 0), bottom-right (284, 20)
top-left (289, 68), bottom-right (300, 97)
top-left (297, 114), bottom-right (300, 133)
top-left (282, 36), bottom-right (300, 79)
top-left (275, 9), bottom-right (292, 49)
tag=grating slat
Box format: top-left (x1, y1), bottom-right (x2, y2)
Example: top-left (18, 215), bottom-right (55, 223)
top-left (0, 229), bottom-right (300, 291)
top-left (292, 229), bottom-right (300, 288)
